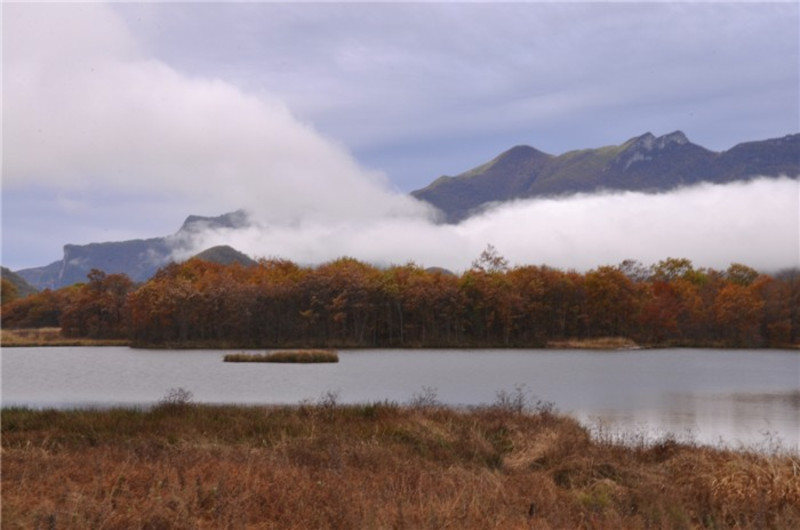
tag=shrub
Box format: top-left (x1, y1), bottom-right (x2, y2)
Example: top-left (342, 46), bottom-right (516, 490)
top-left (155, 387), bottom-right (194, 413)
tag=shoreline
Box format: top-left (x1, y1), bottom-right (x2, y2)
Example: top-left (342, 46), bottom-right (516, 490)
top-left (0, 327), bottom-right (129, 347)
top-left (4, 342), bottom-right (798, 350)
top-left (3, 328), bottom-right (798, 350)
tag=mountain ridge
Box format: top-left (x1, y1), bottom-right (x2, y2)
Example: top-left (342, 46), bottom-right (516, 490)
top-left (412, 131), bottom-right (799, 222)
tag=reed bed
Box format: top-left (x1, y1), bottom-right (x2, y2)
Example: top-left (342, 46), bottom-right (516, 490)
top-left (223, 349), bottom-right (339, 363)
top-left (3, 402), bottom-right (798, 529)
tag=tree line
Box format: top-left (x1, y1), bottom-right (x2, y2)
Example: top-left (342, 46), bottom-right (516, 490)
top-left (2, 252), bottom-right (799, 348)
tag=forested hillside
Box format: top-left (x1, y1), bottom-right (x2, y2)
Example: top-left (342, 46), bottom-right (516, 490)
top-left (2, 252), bottom-right (798, 349)
top-left (1, 267), bottom-right (38, 304)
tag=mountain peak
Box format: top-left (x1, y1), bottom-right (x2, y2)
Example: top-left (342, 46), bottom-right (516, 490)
top-left (658, 130), bottom-right (689, 147)
top-left (502, 144), bottom-right (548, 157)
top-left (192, 245), bottom-right (257, 267)
top-left (618, 131), bottom-right (694, 172)
top-left (631, 132), bottom-right (656, 150)
top-left (180, 210), bottom-right (250, 233)
top-left (628, 131), bottom-right (689, 152)
top-left (491, 144), bottom-right (550, 168)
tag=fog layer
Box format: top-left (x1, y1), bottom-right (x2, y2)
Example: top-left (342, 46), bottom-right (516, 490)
top-left (177, 177), bottom-right (799, 273)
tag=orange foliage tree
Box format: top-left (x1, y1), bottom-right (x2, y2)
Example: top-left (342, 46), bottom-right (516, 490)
top-left (80, 252), bottom-right (800, 349)
top-left (61, 270), bottom-right (134, 339)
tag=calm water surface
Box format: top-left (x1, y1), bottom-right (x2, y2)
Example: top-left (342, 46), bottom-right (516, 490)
top-left (2, 347), bottom-right (798, 450)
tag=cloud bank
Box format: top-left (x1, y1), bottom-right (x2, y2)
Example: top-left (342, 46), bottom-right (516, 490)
top-left (4, 3), bottom-right (431, 228)
top-left (4, 4), bottom-right (797, 274)
top-left (115, 2), bottom-right (799, 191)
top-left (177, 177), bottom-right (799, 273)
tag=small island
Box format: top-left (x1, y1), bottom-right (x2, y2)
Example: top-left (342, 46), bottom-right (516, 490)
top-left (223, 349), bottom-right (339, 363)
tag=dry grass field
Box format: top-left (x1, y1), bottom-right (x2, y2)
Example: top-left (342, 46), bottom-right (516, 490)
top-left (2, 400), bottom-right (798, 529)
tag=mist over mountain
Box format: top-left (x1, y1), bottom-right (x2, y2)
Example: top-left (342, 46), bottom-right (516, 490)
top-left (14, 212), bottom-right (250, 290)
top-left (10, 132), bottom-right (799, 291)
top-left (191, 245), bottom-right (258, 267)
top-left (412, 132), bottom-right (799, 222)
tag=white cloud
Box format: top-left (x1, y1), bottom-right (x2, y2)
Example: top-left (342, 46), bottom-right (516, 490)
top-left (460, 177), bottom-right (799, 272)
top-left (3, 3), bottom-right (797, 275)
top-left (121, 3), bottom-right (796, 154)
top-left (178, 177), bottom-right (800, 273)
top-left (4, 3), bottom-right (432, 227)
top-left (102, 2), bottom-right (798, 197)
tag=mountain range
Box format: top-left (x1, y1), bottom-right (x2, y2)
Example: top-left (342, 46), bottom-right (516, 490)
top-left (10, 131), bottom-right (799, 291)
top-left (14, 211), bottom-right (250, 291)
top-left (411, 131), bottom-right (799, 222)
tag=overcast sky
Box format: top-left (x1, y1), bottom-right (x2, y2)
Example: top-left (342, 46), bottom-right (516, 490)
top-left (2, 2), bottom-right (799, 272)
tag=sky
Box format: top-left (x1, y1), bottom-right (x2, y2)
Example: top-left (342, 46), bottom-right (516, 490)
top-left (2, 1), bottom-right (799, 273)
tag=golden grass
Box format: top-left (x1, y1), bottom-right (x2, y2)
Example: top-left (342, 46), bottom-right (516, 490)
top-left (546, 336), bottom-right (640, 350)
top-left (223, 349), bottom-right (339, 363)
top-left (3, 404), bottom-right (798, 529)
top-left (0, 327), bottom-right (129, 347)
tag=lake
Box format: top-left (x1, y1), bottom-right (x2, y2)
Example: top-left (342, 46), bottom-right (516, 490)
top-left (2, 347), bottom-right (798, 451)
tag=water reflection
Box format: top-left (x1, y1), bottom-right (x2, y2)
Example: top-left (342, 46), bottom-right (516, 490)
top-left (2, 347), bottom-right (798, 451)
top-left (579, 390), bottom-right (800, 451)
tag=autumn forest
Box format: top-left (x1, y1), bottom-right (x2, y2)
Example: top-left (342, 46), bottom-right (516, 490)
top-left (2, 251), bottom-right (799, 349)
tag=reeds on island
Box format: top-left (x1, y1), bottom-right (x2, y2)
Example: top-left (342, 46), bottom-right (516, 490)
top-left (223, 349), bottom-right (339, 363)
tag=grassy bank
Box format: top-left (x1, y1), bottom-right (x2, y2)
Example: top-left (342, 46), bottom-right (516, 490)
top-left (224, 349), bottom-right (339, 363)
top-left (3, 403), bottom-right (798, 529)
top-left (0, 327), bottom-right (129, 347)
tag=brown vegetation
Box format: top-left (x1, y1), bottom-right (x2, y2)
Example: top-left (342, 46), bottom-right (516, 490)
top-left (223, 350), bottom-right (339, 363)
top-left (2, 403), bottom-right (799, 529)
top-left (1, 269), bottom-right (133, 341)
top-left (546, 336), bottom-right (640, 350)
top-left (2, 257), bottom-right (799, 349)
top-left (0, 327), bottom-right (129, 347)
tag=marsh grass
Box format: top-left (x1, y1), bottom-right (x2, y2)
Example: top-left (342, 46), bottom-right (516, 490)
top-left (3, 403), bottom-right (799, 529)
top-left (223, 349), bottom-right (339, 363)
top-left (546, 336), bottom-right (640, 350)
top-left (0, 327), bottom-right (129, 347)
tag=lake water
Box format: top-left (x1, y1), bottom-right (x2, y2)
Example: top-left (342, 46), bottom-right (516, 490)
top-left (2, 347), bottom-right (798, 451)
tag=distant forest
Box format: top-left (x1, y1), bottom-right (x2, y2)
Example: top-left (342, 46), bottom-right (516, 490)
top-left (2, 250), bottom-right (798, 349)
